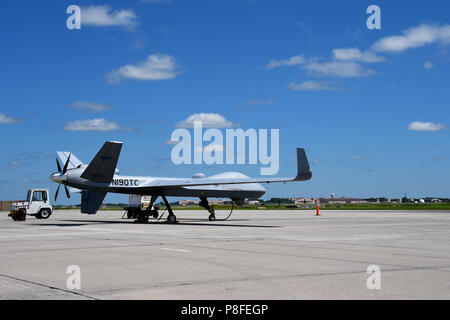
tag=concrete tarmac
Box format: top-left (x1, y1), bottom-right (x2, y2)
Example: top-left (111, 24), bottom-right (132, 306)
top-left (0, 209), bottom-right (449, 300)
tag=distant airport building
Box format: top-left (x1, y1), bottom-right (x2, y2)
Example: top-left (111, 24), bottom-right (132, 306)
top-left (0, 201), bottom-right (23, 211)
top-left (291, 198), bottom-right (315, 205)
top-left (177, 199), bottom-right (199, 206)
top-left (290, 197), bottom-right (369, 206)
top-left (209, 199), bottom-right (226, 205)
top-left (318, 197), bottom-right (369, 204)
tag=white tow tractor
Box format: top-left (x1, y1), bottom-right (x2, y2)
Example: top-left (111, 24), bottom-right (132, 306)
top-left (9, 189), bottom-right (53, 221)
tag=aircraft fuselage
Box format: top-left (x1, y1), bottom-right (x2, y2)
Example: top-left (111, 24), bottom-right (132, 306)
top-left (54, 168), bottom-right (266, 200)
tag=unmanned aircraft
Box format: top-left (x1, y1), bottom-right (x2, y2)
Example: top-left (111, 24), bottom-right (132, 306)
top-left (50, 141), bottom-right (311, 223)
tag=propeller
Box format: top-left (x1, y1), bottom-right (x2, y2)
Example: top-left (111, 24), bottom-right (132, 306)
top-left (54, 154), bottom-right (72, 201)
top-left (62, 153), bottom-right (71, 175)
top-left (56, 158), bottom-right (62, 172)
top-left (55, 184), bottom-right (60, 202)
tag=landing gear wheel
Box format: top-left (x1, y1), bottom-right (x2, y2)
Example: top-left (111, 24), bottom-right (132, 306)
top-left (167, 214), bottom-right (177, 224)
top-left (209, 214), bottom-right (216, 221)
top-left (152, 211), bottom-right (159, 219)
top-left (127, 210), bottom-right (133, 219)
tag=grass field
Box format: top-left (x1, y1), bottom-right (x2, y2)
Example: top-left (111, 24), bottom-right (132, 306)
top-left (54, 202), bottom-right (450, 211)
top-left (166, 203), bottom-right (450, 211)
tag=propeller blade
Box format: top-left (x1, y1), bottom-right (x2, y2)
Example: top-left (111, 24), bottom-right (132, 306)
top-left (56, 158), bottom-right (62, 173)
top-left (55, 184), bottom-right (60, 202)
top-left (64, 185), bottom-right (71, 199)
top-left (63, 153), bottom-right (71, 174)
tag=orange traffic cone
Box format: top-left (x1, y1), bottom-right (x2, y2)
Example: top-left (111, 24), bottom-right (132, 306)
top-left (315, 199), bottom-right (320, 216)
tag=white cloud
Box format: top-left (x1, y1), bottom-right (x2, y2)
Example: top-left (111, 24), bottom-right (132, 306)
top-left (66, 101), bottom-right (113, 112)
top-left (196, 143), bottom-right (224, 153)
top-left (424, 61), bottom-right (434, 70)
top-left (141, 0), bottom-right (171, 3)
top-left (304, 61), bottom-right (375, 78)
top-left (266, 54), bottom-right (306, 69)
top-left (64, 118), bottom-right (122, 131)
top-left (81, 5), bottom-right (138, 29)
top-left (297, 21), bottom-right (313, 33)
top-left (165, 139), bottom-right (180, 145)
top-left (408, 121), bottom-right (447, 132)
top-left (7, 161), bottom-right (20, 169)
top-left (0, 114), bottom-right (22, 124)
top-left (175, 113), bottom-right (235, 128)
top-left (132, 36), bottom-right (148, 51)
top-left (106, 54), bottom-right (179, 84)
top-left (245, 99), bottom-right (277, 105)
top-left (372, 24), bottom-right (450, 53)
top-left (165, 138), bottom-right (191, 146)
top-left (288, 80), bottom-right (336, 91)
top-left (333, 48), bottom-right (385, 63)
top-left (237, 99), bottom-right (277, 109)
top-left (267, 23), bottom-right (450, 90)
top-left (352, 155), bottom-right (374, 160)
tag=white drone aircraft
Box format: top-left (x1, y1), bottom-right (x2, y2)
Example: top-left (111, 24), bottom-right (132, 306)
top-left (50, 141), bottom-right (311, 223)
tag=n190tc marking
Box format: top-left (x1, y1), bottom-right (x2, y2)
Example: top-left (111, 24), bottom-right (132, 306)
top-left (111, 179), bottom-right (139, 187)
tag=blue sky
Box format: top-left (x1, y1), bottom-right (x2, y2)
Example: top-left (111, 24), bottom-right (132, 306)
top-left (0, 0), bottom-right (449, 204)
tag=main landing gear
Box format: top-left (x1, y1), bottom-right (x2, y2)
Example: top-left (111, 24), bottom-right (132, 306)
top-left (126, 195), bottom-right (232, 223)
top-left (200, 197), bottom-right (236, 221)
top-left (161, 194), bottom-right (177, 224)
top-left (199, 197), bottom-right (216, 221)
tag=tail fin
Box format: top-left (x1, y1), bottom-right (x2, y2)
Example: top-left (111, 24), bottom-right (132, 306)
top-left (80, 141), bottom-right (123, 183)
top-left (57, 152), bottom-right (84, 169)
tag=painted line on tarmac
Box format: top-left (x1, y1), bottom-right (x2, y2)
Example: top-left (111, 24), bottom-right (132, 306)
top-left (161, 247), bottom-right (191, 252)
top-left (0, 272), bottom-right (99, 300)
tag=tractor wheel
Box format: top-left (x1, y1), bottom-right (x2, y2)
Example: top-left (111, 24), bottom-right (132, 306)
top-left (36, 209), bottom-right (51, 219)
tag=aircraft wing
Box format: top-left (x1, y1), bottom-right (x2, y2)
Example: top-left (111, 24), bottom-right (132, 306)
top-left (80, 141), bottom-right (123, 183)
top-left (141, 148), bottom-right (311, 188)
